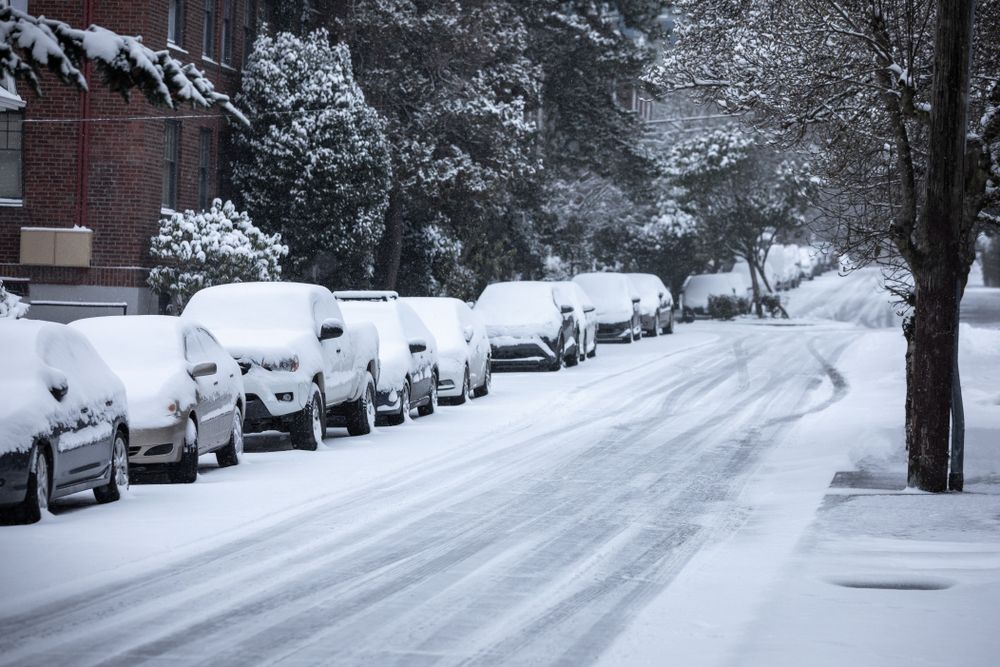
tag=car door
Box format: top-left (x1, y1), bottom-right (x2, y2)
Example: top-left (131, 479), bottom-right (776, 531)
top-left (314, 295), bottom-right (352, 403)
top-left (41, 330), bottom-right (116, 489)
top-left (457, 303), bottom-right (485, 386)
top-left (396, 303), bottom-right (434, 402)
top-left (197, 327), bottom-right (239, 445)
top-left (183, 328), bottom-right (225, 451)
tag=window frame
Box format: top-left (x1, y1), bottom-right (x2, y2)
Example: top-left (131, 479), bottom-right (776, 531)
top-left (198, 128), bottom-right (212, 210)
top-left (0, 110), bottom-right (25, 202)
top-left (202, 0), bottom-right (216, 59)
top-left (167, 0), bottom-right (184, 46)
top-left (162, 120), bottom-right (181, 211)
top-left (221, 0), bottom-right (234, 64)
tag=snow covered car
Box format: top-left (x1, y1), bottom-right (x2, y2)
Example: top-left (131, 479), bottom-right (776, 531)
top-left (71, 316), bottom-right (245, 483)
top-left (401, 297), bottom-right (492, 404)
top-left (551, 281), bottom-right (598, 361)
top-left (339, 299), bottom-right (439, 425)
top-left (572, 272), bottom-right (642, 343)
top-left (681, 273), bottom-right (747, 320)
top-left (731, 259), bottom-right (773, 296)
top-left (798, 245), bottom-right (817, 280)
top-left (333, 290), bottom-right (398, 302)
top-left (0, 320), bottom-right (129, 524)
top-left (474, 281), bottom-right (578, 371)
top-left (183, 283), bottom-right (380, 449)
top-left (627, 273), bottom-right (675, 336)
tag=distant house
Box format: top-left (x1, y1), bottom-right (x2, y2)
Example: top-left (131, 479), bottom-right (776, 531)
top-left (0, 0), bottom-right (259, 322)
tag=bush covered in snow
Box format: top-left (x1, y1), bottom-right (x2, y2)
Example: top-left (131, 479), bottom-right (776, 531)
top-left (707, 294), bottom-right (748, 321)
top-left (148, 200), bottom-right (287, 313)
top-left (231, 30), bottom-right (391, 288)
top-left (0, 280), bottom-right (28, 319)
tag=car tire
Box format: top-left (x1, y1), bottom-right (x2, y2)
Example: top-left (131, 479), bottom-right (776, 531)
top-left (14, 445), bottom-right (50, 524)
top-left (565, 330), bottom-right (580, 367)
top-left (346, 372), bottom-right (377, 436)
top-left (385, 381), bottom-right (410, 426)
top-left (171, 419), bottom-right (199, 483)
top-left (548, 337), bottom-right (564, 371)
top-left (452, 368), bottom-right (470, 405)
top-left (291, 384), bottom-right (325, 451)
top-left (95, 430), bottom-right (129, 503)
top-left (664, 311), bottom-right (675, 334)
top-left (649, 314), bottom-right (661, 337)
top-left (216, 408), bottom-right (244, 468)
top-left (418, 372), bottom-right (439, 417)
top-left (473, 360), bottom-right (491, 398)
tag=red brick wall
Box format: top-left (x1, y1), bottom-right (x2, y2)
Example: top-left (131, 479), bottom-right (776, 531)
top-left (0, 0), bottom-right (251, 289)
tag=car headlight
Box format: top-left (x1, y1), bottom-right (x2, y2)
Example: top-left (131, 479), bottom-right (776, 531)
top-left (261, 355), bottom-right (300, 372)
top-left (167, 400), bottom-right (181, 418)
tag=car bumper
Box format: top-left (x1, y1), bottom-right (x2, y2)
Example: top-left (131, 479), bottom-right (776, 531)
top-left (376, 387), bottom-right (405, 414)
top-left (596, 321), bottom-right (633, 342)
top-left (437, 361), bottom-right (465, 398)
top-left (126, 421), bottom-right (187, 466)
top-left (490, 338), bottom-right (557, 370)
top-left (241, 370), bottom-right (311, 430)
top-left (0, 449), bottom-right (31, 507)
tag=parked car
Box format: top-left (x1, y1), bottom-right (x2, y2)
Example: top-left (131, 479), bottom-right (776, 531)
top-left (731, 258), bottom-right (773, 296)
top-left (627, 273), bottom-right (675, 336)
top-left (572, 272), bottom-right (642, 343)
top-left (784, 244), bottom-right (803, 288)
top-left (798, 246), bottom-right (817, 280)
top-left (552, 281), bottom-right (598, 360)
top-left (763, 246), bottom-right (793, 291)
top-left (401, 297), bottom-right (491, 404)
top-left (333, 290), bottom-right (398, 302)
top-left (474, 281), bottom-right (577, 371)
top-left (339, 298), bottom-right (439, 425)
top-left (183, 282), bottom-right (380, 450)
top-left (71, 316), bottom-right (245, 483)
top-left (0, 320), bottom-right (129, 524)
top-left (681, 273), bottom-right (747, 320)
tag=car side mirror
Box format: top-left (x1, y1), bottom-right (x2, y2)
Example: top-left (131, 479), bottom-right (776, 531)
top-left (560, 304), bottom-right (574, 315)
top-left (462, 325), bottom-right (475, 343)
top-left (466, 301), bottom-right (476, 310)
top-left (189, 362), bottom-right (217, 378)
top-left (583, 305), bottom-right (596, 314)
top-left (49, 382), bottom-right (68, 401)
top-left (320, 318), bottom-right (345, 340)
top-left (631, 297), bottom-right (641, 304)
top-left (409, 339), bottom-right (428, 354)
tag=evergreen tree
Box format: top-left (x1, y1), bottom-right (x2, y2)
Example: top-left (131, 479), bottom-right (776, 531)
top-left (231, 30), bottom-right (392, 288)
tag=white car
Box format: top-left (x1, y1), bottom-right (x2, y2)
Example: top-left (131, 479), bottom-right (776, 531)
top-left (627, 273), bottom-right (675, 336)
top-left (731, 259), bottom-right (773, 295)
top-left (0, 320), bottom-right (129, 524)
top-left (681, 273), bottom-right (747, 320)
top-left (183, 283), bottom-right (380, 449)
top-left (72, 316), bottom-right (245, 483)
top-left (551, 281), bottom-right (598, 360)
top-left (572, 272), bottom-right (642, 343)
top-left (339, 299), bottom-right (440, 425)
top-left (401, 297), bottom-right (491, 404)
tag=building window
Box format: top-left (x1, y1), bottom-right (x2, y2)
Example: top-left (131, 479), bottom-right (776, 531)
top-left (221, 0), bottom-right (234, 64)
top-left (203, 0), bottom-right (215, 59)
top-left (0, 111), bottom-right (23, 200)
top-left (168, 0), bottom-right (184, 45)
top-left (198, 129), bottom-right (212, 209)
top-left (243, 0), bottom-right (253, 66)
top-left (162, 121), bottom-right (180, 210)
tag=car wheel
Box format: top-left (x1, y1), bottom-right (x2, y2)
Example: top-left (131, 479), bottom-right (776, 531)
top-left (473, 360), bottom-right (492, 398)
top-left (418, 372), bottom-right (439, 417)
top-left (665, 311), bottom-right (675, 334)
top-left (347, 372), bottom-right (377, 436)
top-left (385, 381), bottom-right (410, 426)
top-left (453, 368), bottom-right (470, 405)
top-left (171, 419), bottom-right (199, 483)
top-left (15, 445), bottom-right (50, 524)
top-left (548, 336), bottom-right (564, 371)
top-left (649, 314), bottom-right (661, 337)
top-left (216, 408), bottom-right (244, 468)
top-left (95, 430), bottom-right (129, 503)
top-left (565, 330), bottom-right (580, 367)
top-left (291, 384), bottom-right (325, 451)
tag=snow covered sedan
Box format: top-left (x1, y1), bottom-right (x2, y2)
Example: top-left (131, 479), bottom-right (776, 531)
top-left (551, 281), bottom-right (598, 362)
top-left (183, 283), bottom-right (380, 450)
top-left (0, 320), bottom-right (129, 524)
top-left (71, 316), bottom-right (245, 483)
top-left (338, 299), bottom-right (439, 425)
top-left (627, 273), bottom-right (675, 336)
top-left (572, 272), bottom-right (642, 343)
top-left (474, 281), bottom-right (578, 371)
top-left (680, 273), bottom-right (748, 320)
top-left (401, 297), bottom-right (491, 404)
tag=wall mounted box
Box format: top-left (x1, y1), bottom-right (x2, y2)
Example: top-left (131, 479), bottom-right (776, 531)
top-left (20, 227), bottom-right (93, 267)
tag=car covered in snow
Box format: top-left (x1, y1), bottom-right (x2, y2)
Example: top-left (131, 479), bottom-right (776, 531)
top-left (71, 316), bottom-right (245, 483)
top-left (681, 273), bottom-right (748, 320)
top-left (339, 298), bottom-right (439, 425)
top-left (183, 283), bottom-right (380, 450)
top-left (731, 259), bottom-right (772, 296)
top-left (551, 281), bottom-right (598, 362)
top-left (401, 297), bottom-right (492, 404)
top-left (333, 290), bottom-right (399, 302)
top-left (627, 273), bottom-right (675, 336)
top-left (0, 320), bottom-right (129, 524)
top-left (474, 281), bottom-right (578, 371)
top-left (572, 272), bottom-right (642, 343)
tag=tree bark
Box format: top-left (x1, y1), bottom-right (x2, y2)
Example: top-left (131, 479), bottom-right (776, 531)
top-left (375, 182), bottom-right (404, 290)
top-left (907, 0), bottom-right (975, 492)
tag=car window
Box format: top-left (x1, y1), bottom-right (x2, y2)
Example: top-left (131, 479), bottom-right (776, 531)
top-left (397, 303), bottom-right (432, 347)
top-left (197, 329), bottom-right (227, 362)
top-left (38, 329), bottom-right (110, 398)
top-left (184, 330), bottom-right (210, 363)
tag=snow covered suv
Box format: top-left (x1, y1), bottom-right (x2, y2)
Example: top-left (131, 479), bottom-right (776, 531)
top-left (183, 283), bottom-right (380, 449)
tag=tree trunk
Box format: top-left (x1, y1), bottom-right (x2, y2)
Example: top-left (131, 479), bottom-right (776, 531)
top-left (746, 257), bottom-right (764, 318)
top-left (907, 0), bottom-right (975, 492)
top-left (375, 182), bottom-right (404, 290)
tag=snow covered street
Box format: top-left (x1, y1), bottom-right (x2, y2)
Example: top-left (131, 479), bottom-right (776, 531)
top-left (1, 269), bottom-right (998, 666)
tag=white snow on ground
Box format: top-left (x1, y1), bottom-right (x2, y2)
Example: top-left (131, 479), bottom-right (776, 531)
top-left (1, 269), bottom-right (998, 666)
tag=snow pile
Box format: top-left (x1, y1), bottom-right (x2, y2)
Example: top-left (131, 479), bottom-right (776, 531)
top-left (0, 279), bottom-right (28, 319)
top-left (149, 200), bottom-right (287, 313)
top-left (474, 282), bottom-right (563, 339)
top-left (0, 320), bottom-right (126, 456)
top-left (572, 273), bottom-right (634, 323)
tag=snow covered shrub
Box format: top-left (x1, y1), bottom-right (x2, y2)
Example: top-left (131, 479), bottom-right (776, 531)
top-left (707, 294), bottom-right (745, 321)
top-left (0, 280), bottom-right (28, 319)
top-left (148, 200), bottom-right (287, 313)
top-left (231, 30), bottom-right (391, 288)
top-left (759, 294), bottom-right (785, 319)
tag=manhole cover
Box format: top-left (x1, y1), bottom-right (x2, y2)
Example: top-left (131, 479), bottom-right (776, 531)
top-left (828, 576), bottom-right (954, 591)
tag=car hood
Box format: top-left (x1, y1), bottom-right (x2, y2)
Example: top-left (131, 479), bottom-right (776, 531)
top-left (115, 367), bottom-right (197, 430)
top-left (210, 328), bottom-right (315, 367)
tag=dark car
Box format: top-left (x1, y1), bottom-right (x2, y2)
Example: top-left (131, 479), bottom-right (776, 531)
top-left (0, 320), bottom-right (130, 524)
top-left (572, 272), bottom-right (643, 343)
top-left (474, 281), bottom-right (577, 371)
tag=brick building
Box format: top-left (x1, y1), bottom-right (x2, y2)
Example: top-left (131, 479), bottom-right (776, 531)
top-left (0, 0), bottom-right (258, 321)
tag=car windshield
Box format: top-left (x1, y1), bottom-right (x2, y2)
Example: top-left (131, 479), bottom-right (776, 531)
top-left (475, 282), bottom-right (557, 325)
top-left (184, 285), bottom-right (316, 332)
top-left (403, 298), bottom-right (464, 349)
top-left (573, 274), bottom-right (629, 311)
top-left (340, 301), bottom-right (406, 347)
top-left (71, 317), bottom-right (183, 371)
